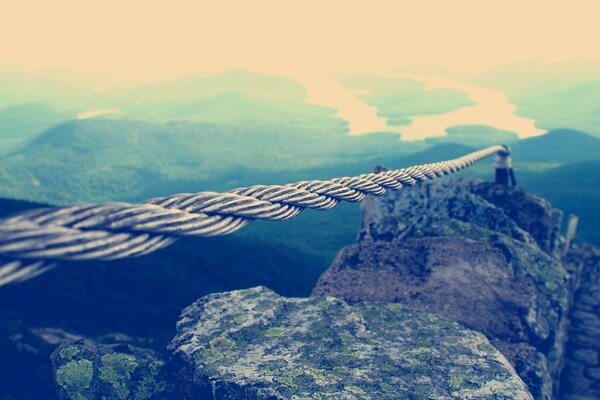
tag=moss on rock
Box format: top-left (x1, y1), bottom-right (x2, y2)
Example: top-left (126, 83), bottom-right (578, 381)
top-left (170, 286), bottom-right (532, 399)
top-left (55, 359), bottom-right (93, 394)
top-left (51, 341), bottom-right (169, 400)
top-left (313, 177), bottom-right (571, 399)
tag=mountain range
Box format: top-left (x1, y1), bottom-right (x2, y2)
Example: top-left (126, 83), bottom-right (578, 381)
top-left (1, 67), bottom-right (599, 252)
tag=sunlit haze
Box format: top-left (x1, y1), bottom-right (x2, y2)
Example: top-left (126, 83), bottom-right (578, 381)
top-left (1, 1), bottom-right (599, 138)
top-left (2, 0), bottom-right (599, 77)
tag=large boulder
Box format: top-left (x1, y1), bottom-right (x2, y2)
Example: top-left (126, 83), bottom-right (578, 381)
top-left (169, 286), bottom-right (532, 399)
top-left (313, 178), bottom-right (570, 400)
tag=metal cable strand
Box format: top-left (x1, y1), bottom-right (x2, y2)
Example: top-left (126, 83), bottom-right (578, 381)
top-left (0, 145), bottom-right (506, 285)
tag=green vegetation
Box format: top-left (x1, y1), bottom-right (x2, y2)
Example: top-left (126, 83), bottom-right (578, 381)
top-left (338, 75), bottom-right (474, 125)
top-left (52, 342), bottom-right (169, 400)
top-left (0, 102), bottom-right (74, 153)
top-left (0, 117), bottom-right (424, 204)
top-left (510, 129), bottom-right (600, 163)
top-left (2, 126), bottom-right (600, 265)
top-left (55, 360), bottom-right (93, 393)
top-left (513, 82), bottom-right (600, 137)
top-left (519, 160), bottom-right (600, 246)
top-left (0, 68), bottom-right (347, 153)
top-left (0, 117), bottom-right (424, 207)
top-left (99, 353), bottom-right (139, 399)
top-left (470, 62), bottom-right (600, 136)
top-left (427, 125), bottom-right (519, 147)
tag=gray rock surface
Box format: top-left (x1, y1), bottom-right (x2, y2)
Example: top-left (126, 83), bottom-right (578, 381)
top-left (51, 341), bottom-right (170, 400)
top-left (560, 245), bottom-right (600, 399)
top-left (169, 286), bottom-right (532, 399)
top-left (46, 177), bottom-right (600, 399)
top-left (313, 178), bottom-right (570, 399)
top-left (469, 182), bottom-right (564, 257)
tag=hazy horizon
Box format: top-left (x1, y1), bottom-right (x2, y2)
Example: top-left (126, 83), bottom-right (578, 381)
top-left (2, 1), bottom-right (599, 78)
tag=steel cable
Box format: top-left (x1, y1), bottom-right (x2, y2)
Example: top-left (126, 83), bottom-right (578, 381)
top-left (0, 145), bottom-right (507, 285)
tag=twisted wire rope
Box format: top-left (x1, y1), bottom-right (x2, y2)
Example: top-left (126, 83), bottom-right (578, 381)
top-left (0, 145), bottom-right (506, 285)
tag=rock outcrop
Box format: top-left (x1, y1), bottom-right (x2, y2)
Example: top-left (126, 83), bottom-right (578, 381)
top-left (49, 286), bottom-right (534, 400)
top-left (0, 313), bottom-right (156, 400)
top-left (560, 244), bottom-right (600, 399)
top-left (51, 341), bottom-right (170, 400)
top-left (313, 178), bottom-right (570, 400)
top-left (46, 177), bottom-right (600, 399)
top-left (169, 286), bottom-right (531, 399)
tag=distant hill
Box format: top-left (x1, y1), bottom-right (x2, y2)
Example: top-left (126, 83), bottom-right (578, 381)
top-left (124, 80), bottom-right (345, 132)
top-left (512, 81), bottom-right (600, 137)
top-left (337, 75), bottom-right (474, 126)
top-left (0, 69), bottom-right (350, 158)
top-left (393, 143), bottom-right (476, 167)
top-left (520, 160), bottom-right (600, 245)
top-left (468, 62), bottom-right (600, 136)
top-left (0, 118), bottom-right (422, 204)
top-left (0, 69), bottom-right (346, 134)
top-left (511, 129), bottom-right (600, 163)
top-left (0, 103), bottom-right (74, 152)
top-left (2, 124), bottom-right (599, 254)
top-left (426, 125), bottom-right (519, 148)
top-left (535, 159), bottom-right (600, 188)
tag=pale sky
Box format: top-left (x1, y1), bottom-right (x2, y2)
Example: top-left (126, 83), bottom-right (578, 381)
top-left (1, 0), bottom-right (599, 78)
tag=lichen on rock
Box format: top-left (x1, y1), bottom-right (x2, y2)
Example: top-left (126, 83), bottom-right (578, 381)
top-left (169, 286), bottom-right (532, 399)
top-left (51, 340), bottom-right (169, 400)
top-left (55, 359), bottom-right (93, 396)
top-left (312, 177), bottom-right (570, 399)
